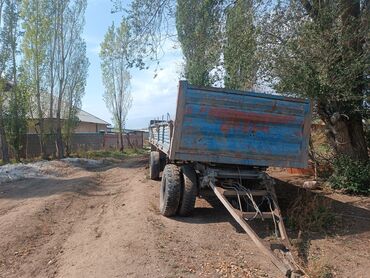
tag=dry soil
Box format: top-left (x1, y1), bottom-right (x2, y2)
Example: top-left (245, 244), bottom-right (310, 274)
top-left (0, 156), bottom-right (369, 278)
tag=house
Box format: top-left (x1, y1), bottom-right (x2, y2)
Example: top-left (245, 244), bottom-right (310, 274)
top-left (74, 110), bottom-right (109, 133)
top-left (27, 109), bottom-right (110, 134)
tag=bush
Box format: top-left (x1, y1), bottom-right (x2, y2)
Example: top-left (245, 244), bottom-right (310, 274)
top-left (287, 192), bottom-right (334, 233)
top-left (329, 155), bottom-right (370, 195)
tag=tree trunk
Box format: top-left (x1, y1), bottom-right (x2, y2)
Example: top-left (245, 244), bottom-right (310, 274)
top-left (119, 130), bottom-right (124, 152)
top-left (0, 102), bottom-right (9, 163)
top-left (56, 96), bottom-right (64, 158)
top-left (305, 1), bottom-right (368, 162)
top-left (0, 123), bottom-right (9, 164)
top-left (347, 114), bottom-right (368, 161)
top-left (55, 123), bottom-right (64, 159)
top-left (318, 103), bottom-right (368, 161)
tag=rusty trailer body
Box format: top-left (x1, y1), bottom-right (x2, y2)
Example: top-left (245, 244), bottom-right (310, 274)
top-left (150, 81), bottom-right (312, 168)
top-left (149, 81), bottom-right (312, 277)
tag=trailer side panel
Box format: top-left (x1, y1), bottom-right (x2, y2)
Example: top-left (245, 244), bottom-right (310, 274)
top-left (169, 82), bottom-right (312, 168)
top-left (149, 121), bottom-right (173, 155)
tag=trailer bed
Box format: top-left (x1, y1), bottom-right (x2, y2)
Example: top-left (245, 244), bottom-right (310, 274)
top-left (150, 81), bottom-right (312, 168)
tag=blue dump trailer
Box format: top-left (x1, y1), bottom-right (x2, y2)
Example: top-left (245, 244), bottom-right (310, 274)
top-left (149, 81), bottom-right (312, 277)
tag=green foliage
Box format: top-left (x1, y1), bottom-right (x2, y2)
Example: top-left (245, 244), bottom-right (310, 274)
top-left (329, 155), bottom-right (370, 194)
top-left (259, 1), bottom-right (369, 112)
top-left (20, 0), bottom-right (50, 115)
top-left (100, 20), bottom-right (132, 145)
top-left (112, 0), bottom-right (370, 163)
top-left (63, 36), bottom-right (89, 156)
top-left (47, 0), bottom-right (88, 159)
top-left (176, 0), bottom-right (222, 86)
top-left (224, 0), bottom-right (257, 90)
top-left (0, 0), bottom-right (89, 162)
top-left (258, 1), bottom-right (369, 161)
top-left (0, 0), bottom-right (27, 162)
top-left (5, 83), bottom-right (29, 161)
top-left (112, 0), bottom-right (176, 69)
top-left (76, 149), bottom-right (148, 160)
top-left (0, 0), bottom-right (21, 78)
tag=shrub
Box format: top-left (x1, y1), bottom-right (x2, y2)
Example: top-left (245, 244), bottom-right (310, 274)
top-left (287, 192), bottom-right (334, 233)
top-left (329, 155), bottom-right (370, 195)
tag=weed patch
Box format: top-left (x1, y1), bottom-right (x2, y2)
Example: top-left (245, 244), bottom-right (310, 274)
top-left (287, 191), bottom-right (334, 233)
top-left (329, 155), bottom-right (370, 195)
top-left (74, 149), bottom-right (148, 160)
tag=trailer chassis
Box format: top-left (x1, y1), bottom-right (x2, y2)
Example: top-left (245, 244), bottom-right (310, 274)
top-left (194, 164), bottom-right (303, 277)
top-left (152, 151), bottom-right (303, 277)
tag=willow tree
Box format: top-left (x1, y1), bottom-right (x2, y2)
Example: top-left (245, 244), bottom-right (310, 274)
top-left (260, 0), bottom-right (369, 161)
top-left (100, 21), bottom-right (132, 152)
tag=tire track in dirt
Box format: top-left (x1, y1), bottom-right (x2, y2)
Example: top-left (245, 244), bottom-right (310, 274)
top-left (0, 163), bottom-right (104, 278)
top-left (55, 157), bottom-right (168, 278)
top-left (5, 156), bottom-right (369, 277)
top-left (0, 156), bottom-right (280, 278)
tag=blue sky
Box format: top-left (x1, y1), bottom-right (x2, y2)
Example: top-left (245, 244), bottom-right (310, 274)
top-left (82, 0), bottom-right (183, 129)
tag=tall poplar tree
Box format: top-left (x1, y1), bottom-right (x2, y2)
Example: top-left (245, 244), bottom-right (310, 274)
top-left (224, 0), bottom-right (257, 90)
top-left (100, 21), bottom-right (132, 152)
top-left (21, 0), bottom-right (50, 158)
top-left (63, 37), bottom-right (89, 156)
top-left (0, 0), bottom-right (10, 163)
top-left (1, 0), bottom-right (27, 161)
top-left (176, 0), bottom-right (222, 86)
top-left (52, 0), bottom-right (88, 158)
top-left (115, 0), bottom-right (369, 163)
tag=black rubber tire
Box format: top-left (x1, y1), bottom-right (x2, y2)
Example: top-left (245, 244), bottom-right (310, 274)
top-left (178, 165), bottom-right (198, 216)
top-left (160, 164), bottom-right (181, 217)
top-left (149, 151), bottom-right (160, 180)
top-left (159, 151), bottom-right (167, 172)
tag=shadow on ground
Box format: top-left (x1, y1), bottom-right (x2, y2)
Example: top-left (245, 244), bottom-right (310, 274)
top-left (174, 179), bottom-right (370, 243)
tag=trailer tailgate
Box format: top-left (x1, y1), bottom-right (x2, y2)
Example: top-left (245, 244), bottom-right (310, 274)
top-left (169, 81), bottom-right (312, 168)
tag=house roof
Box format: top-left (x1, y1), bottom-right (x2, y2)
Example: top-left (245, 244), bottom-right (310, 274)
top-left (77, 110), bottom-right (109, 125)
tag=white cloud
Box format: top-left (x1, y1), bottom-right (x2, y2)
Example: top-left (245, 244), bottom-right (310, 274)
top-left (126, 53), bottom-right (184, 128)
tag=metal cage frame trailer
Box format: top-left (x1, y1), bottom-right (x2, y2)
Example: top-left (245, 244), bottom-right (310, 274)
top-left (149, 81), bottom-right (312, 277)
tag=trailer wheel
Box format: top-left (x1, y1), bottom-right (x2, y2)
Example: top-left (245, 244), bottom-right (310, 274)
top-left (160, 164), bottom-right (181, 217)
top-left (149, 151), bottom-right (160, 180)
top-left (159, 152), bottom-right (167, 172)
top-left (178, 165), bottom-right (198, 216)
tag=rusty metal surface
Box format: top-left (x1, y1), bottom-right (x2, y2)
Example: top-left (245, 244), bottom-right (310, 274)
top-left (169, 81), bottom-right (312, 168)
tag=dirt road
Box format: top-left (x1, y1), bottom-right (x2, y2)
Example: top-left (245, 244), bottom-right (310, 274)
top-left (0, 156), bottom-right (369, 278)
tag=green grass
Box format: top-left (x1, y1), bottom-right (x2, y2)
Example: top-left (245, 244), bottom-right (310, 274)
top-left (74, 148), bottom-right (149, 160)
top-left (0, 157), bottom-right (44, 166)
top-left (0, 148), bottom-right (149, 166)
